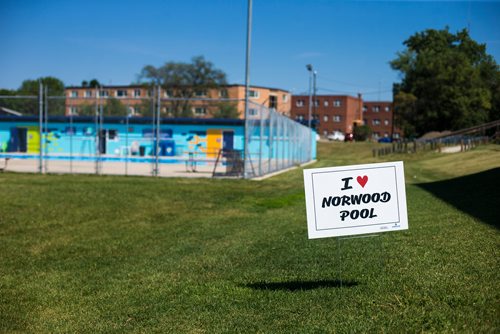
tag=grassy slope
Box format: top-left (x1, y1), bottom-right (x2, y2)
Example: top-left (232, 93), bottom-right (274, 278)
top-left (0, 143), bottom-right (499, 333)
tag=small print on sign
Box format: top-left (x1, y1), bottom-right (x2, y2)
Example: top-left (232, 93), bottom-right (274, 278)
top-left (303, 161), bottom-right (408, 239)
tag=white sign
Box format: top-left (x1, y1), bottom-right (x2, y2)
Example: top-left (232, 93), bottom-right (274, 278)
top-left (303, 161), bottom-right (408, 239)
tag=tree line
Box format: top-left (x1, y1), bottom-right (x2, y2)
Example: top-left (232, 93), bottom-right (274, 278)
top-left (391, 28), bottom-right (499, 138)
top-left (1, 28), bottom-right (498, 130)
top-left (0, 56), bottom-right (238, 118)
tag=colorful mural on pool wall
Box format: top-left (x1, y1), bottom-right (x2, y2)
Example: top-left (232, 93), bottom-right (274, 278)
top-left (0, 117), bottom-right (246, 160)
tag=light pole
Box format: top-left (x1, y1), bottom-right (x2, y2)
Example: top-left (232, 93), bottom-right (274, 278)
top-left (313, 70), bottom-right (317, 126)
top-left (243, 0), bottom-right (252, 178)
top-left (306, 64), bottom-right (313, 129)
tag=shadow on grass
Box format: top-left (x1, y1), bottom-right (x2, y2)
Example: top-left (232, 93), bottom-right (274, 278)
top-left (243, 279), bottom-right (358, 291)
top-left (417, 167), bottom-right (500, 229)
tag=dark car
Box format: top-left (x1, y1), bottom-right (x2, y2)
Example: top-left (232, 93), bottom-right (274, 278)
top-left (344, 133), bottom-right (354, 142)
top-left (378, 137), bottom-right (392, 143)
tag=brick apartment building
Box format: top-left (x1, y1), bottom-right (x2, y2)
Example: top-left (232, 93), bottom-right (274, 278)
top-left (362, 101), bottom-right (401, 140)
top-left (290, 95), bottom-right (364, 137)
top-left (291, 95), bottom-right (401, 140)
top-left (64, 84), bottom-right (291, 118)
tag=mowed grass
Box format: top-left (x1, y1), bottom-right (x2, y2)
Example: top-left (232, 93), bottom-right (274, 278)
top-left (0, 142), bottom-right (499, 333)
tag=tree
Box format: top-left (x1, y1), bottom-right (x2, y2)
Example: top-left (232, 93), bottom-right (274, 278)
top-left (0, 88), bottom-right (26, 114)
top-left (0, 77), bottom-right (65, 115)
top-left (138, 56), bottom-right (227, 117)
top-left (135, 98), bottom-right (154, 116)
top-left (353, 125), bottom-right (372, 141)
top-left (82, 79), bottom-right (101, 88)
top-left (104, 98), bottom-right (128, 116)
top-left (78, 98), bottom-right (127, 116)
top-left (18, 76), bottom-right (65, 96)
top-left (89, 79), bottom-right (101, 88)
top-left (392, 87), bottom-right (418, 138)
top-left (211, 102), bottom-right (240, 119)
top-left (391, 28), bottom-right (499, 137)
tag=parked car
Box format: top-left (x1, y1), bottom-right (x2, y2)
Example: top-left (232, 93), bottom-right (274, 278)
top-left (378, 137), bottom-right (392, 143)
top-left (344, 133), bottom-right (354, 142)
top-left (327, 131), bottom-right (345, 141)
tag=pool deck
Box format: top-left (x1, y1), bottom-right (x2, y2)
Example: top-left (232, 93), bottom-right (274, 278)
top-left (0, 155), bottom-right (223, 178)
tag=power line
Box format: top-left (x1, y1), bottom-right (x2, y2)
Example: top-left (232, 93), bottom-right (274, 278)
top-left (361, 89), bottom-right (393, 95)
top-left (316, 87), bottom-right (357, 95)
top-left (316, 74), bottom-right (378, 90)
top-left (317, 86), bottom-right (393, 96)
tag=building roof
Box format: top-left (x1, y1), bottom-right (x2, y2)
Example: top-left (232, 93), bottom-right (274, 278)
top-left (0, 107), bottom-right (23, 116)
top-left (65, 83), bottom-right (289, 93)
top-left (0, 115), bottom-right (244, 126)
top-left (292, 94), bottom-right (361, 99)
top-left (363, 101), bottom-right (393, 104)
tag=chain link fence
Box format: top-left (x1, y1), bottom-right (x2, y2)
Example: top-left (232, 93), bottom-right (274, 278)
top-left (244, 101), bottom-right (315, 178)
top-left (0, 85), bottom-right (315, 178)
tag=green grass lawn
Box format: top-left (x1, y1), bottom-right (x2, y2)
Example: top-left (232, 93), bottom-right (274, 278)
top-left (1, 143), bottom-right (499, 333)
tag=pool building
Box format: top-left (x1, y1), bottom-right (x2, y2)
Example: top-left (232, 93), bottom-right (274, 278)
top-left (0, 115), bottom-right (316, 178)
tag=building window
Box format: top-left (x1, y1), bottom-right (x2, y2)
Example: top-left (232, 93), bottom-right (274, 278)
top-left (373, 119), bottom-right (381, 125)
top-left (134, 89), bottom-right (141, 97)
top-left (128, 106), bottom-right (135, 115)
top-left (282, 94), bottom-right (288, 102)
top-left (384, 119), bottom-right (389, 126)
top-left (385, 106), bottom-right (390, 112)
top-left (324, 100), bottom-right (329, 107)
top-left (249, 90), bottom-right (260, 98)
top-left (323, 130), bottom-right (328, 136)
top-left (195, 90), bottom-right (206, 97)
top-left (249, 108), bottom-right (258, 116)
top-left (194, 107), bottom-right (207, 115)
top-left (363, 105), bottom-right (367, 112)
top-left (69, 106), bottom-right (78, 115)
top-left (314, 99), bottom-right (319, 107)
top-left (394, 133), bottom-right (400, 139)
top-left (373, 132), bottom-right (380, 138)
top-left (333, 115), bottom-right (341, 122)
top-left (219, 89), bottom-right (228, 98)
top-left (384, 132), bottom-right (389, 137)
top-left (323, 115), bottom-right (328, 122)
top-left (373, 106), bottom-right (380, 112)
top-left (99, 90), bottom-right (109, 97)
top-left (70, 91), bottom-right (78, 98)
top-left (333, 100), bottom-right (341, 107)
top-left (84, 90), bottom-right (92, 98)
top-left (296, 99), bottom-right (304, 107)
top-left (116, 90), bottom-right (127, 98)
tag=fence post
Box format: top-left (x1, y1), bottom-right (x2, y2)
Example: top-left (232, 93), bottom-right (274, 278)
top-left (155, 85), bottom-right (161, 177)
top-left (95, 87), bottom-right (100, 175)
top-left (38, 81), bottom-right (43, 174)
top-left (258, 106), bottom-right (264, 176)
top-left (44, 86), bottom-right (49, 174)
top-left (268, 110), bottom-right (273, 174)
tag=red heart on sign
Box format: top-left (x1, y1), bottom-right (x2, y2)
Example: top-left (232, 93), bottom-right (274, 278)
top-left (357, 175), bottom-right (368, 188)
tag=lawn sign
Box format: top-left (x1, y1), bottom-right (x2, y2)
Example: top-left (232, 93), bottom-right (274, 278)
top-left (303, 161), bottom-right (408, 239)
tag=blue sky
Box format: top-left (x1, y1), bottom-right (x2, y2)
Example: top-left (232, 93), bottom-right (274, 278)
top-left (0, 0), bottom-right (499, 101)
